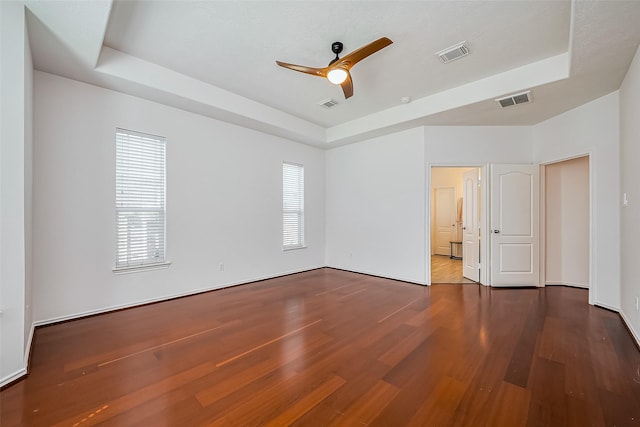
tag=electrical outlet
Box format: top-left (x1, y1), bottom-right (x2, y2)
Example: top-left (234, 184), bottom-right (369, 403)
top-left (219, 263), bottom-right (224, 272)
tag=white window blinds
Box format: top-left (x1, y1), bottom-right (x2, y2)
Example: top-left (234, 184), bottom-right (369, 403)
top-left (116, 129), bottom-right (166, 269)
top-left (283, 162), bottom-right (304, 249)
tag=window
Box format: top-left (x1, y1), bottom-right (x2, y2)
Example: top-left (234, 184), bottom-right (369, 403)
top-left (115, 129), bottom-right (166, 270)
top-left (282, 162), bottom-right (304, 250)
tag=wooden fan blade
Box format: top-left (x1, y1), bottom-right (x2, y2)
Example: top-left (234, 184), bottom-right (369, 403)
top-left (340, 73), bottom-right (353, 99)
top-left (336, 37), bottom-right (393, 69)
top-left (275, 61), bottom-right (327, 77)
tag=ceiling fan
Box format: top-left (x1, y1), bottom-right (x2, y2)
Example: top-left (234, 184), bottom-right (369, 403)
top-left (276, 37), bottom-right (393, 99)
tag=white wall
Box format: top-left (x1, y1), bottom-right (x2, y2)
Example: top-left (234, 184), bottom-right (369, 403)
top-left (545, 156), bottom-right (589, 288)
top-left (533, 92), bottom-right (620, 309)
top-left (325, 126), bottom-right (533, 285)
top-left (23, 1), bottom-right (34, 356)
top-left (32, 72), bottom-right (325, 324)
top-left (620, 45), bottom-right (640, 345)
top-left (0, 1), bottom-right (33, 385)
top-left (424, 126), bottom-right (534, 165)
top-left (325, 127), bottom-right (426, 283)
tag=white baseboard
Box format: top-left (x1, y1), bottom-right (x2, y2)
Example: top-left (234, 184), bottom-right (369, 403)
top-left (34, 265), bottom-right (324, 327)
top-left (545, 281), bottom-right (589, 289)
top-left (325, 265), bottom-right (427, 286)
top-left (1, 368), bottom-right (27, 389)
top-left (619, 310), bottom-right (640, 349)
top-left (5, 266), bottom-right (322, 388)
top-left (24, 323), bottom-right (35, 366)
top-left (593, 300), bottom-right (619, 312)
top-left (0, 325), bottom-right (36, 388)
top-left (6, 266), bottom-right (638, 388)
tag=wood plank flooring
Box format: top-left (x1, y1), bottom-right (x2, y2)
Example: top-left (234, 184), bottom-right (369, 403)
top-left (2, 268), bottom-right (640, 426)
top-left (431, 255), bottom-right (475, 284)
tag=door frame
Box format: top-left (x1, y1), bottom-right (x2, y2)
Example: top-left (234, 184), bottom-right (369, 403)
top-left (426, 164), bottom-right (489, 286)
top-left (539, 152), bottom-right (594, 304)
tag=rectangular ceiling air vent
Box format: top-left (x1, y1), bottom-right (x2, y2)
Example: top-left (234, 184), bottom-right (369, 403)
top-left (318, 98), bottom-right (338, 109)
top-left (435, 41), bottom-right (470, 64)
top-left (495, 91), bottom-right (532, 108)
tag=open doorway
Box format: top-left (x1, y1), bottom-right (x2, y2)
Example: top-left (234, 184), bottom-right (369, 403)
top-left (543, 156), bottom-right (590, 289)
top-left (430, 167), bottom-right (481, 284)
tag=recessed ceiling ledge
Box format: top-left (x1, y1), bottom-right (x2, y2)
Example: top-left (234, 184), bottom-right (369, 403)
top-left (25, 0), bottom-right (112, 68)
top-left (326, 52), bottom-right (570, 144)
top-left (96, 47), bottom-right (327, 146)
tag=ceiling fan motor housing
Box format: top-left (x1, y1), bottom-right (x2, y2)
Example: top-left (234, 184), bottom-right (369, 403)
top-left (329, 42), bottom-right (344, 65)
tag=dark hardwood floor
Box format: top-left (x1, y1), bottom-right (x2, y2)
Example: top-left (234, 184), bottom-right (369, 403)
top-left (2, 268), bottom-right (640, 426)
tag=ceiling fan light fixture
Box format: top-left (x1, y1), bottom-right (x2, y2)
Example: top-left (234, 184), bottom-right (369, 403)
top-left (327, 68), bottom-right (348, 85)
top-left (276, 37), bottom-right (392, 99)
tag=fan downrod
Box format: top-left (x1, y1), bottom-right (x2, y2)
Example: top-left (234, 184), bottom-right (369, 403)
top-left (329, 42), bottom-right (343, 65)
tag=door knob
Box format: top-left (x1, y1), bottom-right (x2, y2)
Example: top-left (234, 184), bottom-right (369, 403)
top-left (493, 229), bottom-right (500, 234)
top-left (462, 227), bottom-right (467, 230)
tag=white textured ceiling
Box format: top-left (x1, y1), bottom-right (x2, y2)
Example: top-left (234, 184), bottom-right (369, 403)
top-left (24, 0), bottom-right (640, 147)
top-left (103, 0), bottom-right (570, 127)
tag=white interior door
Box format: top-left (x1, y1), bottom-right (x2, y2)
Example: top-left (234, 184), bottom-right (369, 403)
top-left (434, 187), bottom-right (457, 256)
top-left (462, 169), bottom-right (479, 281)
top-left (490, 164), bottom-right (539, 286)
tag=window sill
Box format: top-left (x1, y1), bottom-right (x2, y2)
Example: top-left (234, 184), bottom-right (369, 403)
top-left (283, 246), bottom-right (307, 252)
top-left (113, 262), bottom-right (171, 275)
